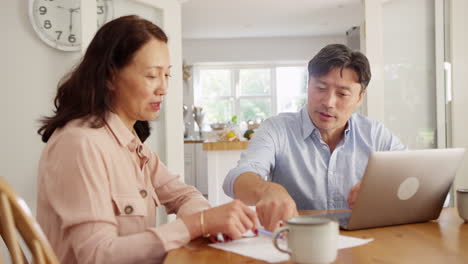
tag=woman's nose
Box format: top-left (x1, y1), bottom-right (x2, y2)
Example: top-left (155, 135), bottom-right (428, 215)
top-left (155, 78), bottom-right (168, 96)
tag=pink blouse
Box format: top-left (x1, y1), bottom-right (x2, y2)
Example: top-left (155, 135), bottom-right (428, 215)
top-left (36, 112), bottom-right (210, 264)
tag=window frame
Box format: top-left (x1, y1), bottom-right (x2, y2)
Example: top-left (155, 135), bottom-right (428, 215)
top-left (193, 61), bottom-right (308, 125)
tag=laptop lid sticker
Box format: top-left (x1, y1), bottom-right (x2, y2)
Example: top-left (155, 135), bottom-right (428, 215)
top-left (397, 177), bottom-right (420, 200)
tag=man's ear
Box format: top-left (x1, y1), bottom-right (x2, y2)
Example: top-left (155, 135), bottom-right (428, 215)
top-left (357, 89), bottom-right (366, 104)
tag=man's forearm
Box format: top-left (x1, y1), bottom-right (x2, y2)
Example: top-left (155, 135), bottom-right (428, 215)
top-left (233, 172), bottom-right (289, 205)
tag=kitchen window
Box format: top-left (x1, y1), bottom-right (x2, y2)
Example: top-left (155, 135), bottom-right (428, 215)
top-left (193, 63), bottom-right (308, 126)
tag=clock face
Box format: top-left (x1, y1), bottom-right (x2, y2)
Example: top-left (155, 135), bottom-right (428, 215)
top-left (29, 0), bottom-right (114, 51)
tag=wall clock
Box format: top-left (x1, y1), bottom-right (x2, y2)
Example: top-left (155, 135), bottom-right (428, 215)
top-left (29, 0), bottom-right (114, 51)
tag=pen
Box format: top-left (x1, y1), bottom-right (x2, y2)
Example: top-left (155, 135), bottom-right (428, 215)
top-left (257, 227), bottom-right (273, 237)
top-left (257, 227), bottom-right (284, 239)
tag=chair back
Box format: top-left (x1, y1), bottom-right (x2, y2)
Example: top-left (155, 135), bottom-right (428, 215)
top-left (0, 177), bottom-right (59, 264)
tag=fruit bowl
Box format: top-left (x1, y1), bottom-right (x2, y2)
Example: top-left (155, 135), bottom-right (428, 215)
top-left (210, 123), bottom-right (228, 131)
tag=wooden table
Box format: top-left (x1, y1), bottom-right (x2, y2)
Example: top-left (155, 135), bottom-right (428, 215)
top-left (164, 208), bottom-right (468, 264)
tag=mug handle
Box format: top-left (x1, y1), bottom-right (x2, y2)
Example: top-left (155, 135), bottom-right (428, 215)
top-left (272, 226), bottom-right (291, 255)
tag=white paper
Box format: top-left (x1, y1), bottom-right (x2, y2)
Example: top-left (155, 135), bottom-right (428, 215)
top-left (209, 234), bottom-right (373, 263)
top-left (337, 235), bottom-right (373, 250)
top-left (209, 234), bottom-right (289, 263)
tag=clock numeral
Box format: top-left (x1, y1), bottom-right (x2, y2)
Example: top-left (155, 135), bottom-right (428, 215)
top-left (39, 6), bottom-right (47, 15)
top-left (55, 31), bottom-right (62, 40)
top-left (97, 6), bottom-right (104, 15)
top-left (68, 34), bottom-right (76, 43)
top-left (44, 20), bottom-right (52, 29)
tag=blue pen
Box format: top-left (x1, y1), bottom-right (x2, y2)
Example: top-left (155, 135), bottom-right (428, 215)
top-left (257, 227), bottom-right (273, 236)
top-left (257, 227), bottom-right (284, 239)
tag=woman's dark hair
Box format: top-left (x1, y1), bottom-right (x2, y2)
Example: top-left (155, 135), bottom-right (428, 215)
top-left (38, 15), bottom-right (168, 143)
top-left (308, 44), bottom-right (371, 92)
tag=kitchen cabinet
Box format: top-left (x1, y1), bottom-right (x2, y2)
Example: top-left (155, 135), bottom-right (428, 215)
top-left (203, 141), bottom-right (248, 206)
top-left (184, 141), bottom-right (207, 196)
top-left (185, 141), bottom-right (249, 205)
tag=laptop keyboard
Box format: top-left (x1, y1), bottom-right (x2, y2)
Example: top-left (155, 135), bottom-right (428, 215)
top-left (320, 211), bottom-right (352, 227)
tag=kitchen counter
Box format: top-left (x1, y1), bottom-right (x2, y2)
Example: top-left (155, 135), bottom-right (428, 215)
top-left (184, 139), bottom-right (205, 144)
top-left (202, 141), bottom-right (249, 151)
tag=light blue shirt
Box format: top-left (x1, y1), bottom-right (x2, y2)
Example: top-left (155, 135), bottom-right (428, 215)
top-left (223, 107), bottom-right (406, 210)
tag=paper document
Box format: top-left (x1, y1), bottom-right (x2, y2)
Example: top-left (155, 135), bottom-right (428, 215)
top-left (337, 235), bottom-right (373, 250)
top-left (209, 234), bottom-right (373, 263)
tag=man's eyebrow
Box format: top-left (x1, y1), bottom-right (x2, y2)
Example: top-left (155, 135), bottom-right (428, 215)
top-left (146, 65), bottom-right (173, 69)
top-left (316, 80), bottom-right (353, 91)
top-left (317, 80), bottom-right (328, 86)
top-left (337, 85), bottom-right (352, 91)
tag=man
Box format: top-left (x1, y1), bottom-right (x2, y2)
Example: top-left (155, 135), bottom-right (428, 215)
top-left (223, 44), bottom-right (406, 231)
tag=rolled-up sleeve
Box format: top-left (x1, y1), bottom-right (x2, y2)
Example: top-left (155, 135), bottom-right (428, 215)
top-left (150, 155), bottom-right (211, 217)
top-left (372, 121), bottom-right (408, 151)
top-left (68, 222), bottom-right (180, 264)
top-left (223, 119), bottom-right (279, 198)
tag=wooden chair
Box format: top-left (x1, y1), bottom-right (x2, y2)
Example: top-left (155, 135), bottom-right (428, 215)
top-left (0, 177), bottom-right (59, 264)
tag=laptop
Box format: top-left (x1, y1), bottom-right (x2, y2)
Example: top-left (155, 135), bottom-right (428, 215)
top-left (323, 148), bottom-right (465, 230)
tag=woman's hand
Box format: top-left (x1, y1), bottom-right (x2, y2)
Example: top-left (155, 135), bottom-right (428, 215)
top-left (203, 200), bottom-right (258, 240)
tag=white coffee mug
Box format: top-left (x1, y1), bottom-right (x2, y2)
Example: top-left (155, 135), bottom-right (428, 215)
top-left (272, 216), bottom-right (339, 264)
top-left (457, 188), bottom-right (468, 222)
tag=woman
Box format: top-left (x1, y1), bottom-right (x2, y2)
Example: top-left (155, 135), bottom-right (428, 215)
top-left (36, 15), bottom-right (257, 264)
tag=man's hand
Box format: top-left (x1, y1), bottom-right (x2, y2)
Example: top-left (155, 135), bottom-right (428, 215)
top-left (233, 172), bottom-right (298, 231)
top-left (347, 180), bottom-right (362, 209)
top-left (255, 184), bottom-right (298, 231)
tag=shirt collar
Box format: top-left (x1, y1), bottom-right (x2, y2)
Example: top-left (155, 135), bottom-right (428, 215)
top-left (344, 114), bottom-right (353, 136)
top-left (301, 107), bottom-right (354, 140)
top-left (301, 107), bottom-right (317, 140)
top-left (105, 112), bottom-right (151, 158)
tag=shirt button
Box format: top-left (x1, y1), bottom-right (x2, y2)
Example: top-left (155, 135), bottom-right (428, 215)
top-left (140, 189), bottom-right (148, 198)
top-left (322, 145), bottom-right (327, 150)
top-left (124, 205), bottom-right (134, 215)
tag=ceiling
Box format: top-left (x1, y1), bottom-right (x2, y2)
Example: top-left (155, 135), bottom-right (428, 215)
top-left (181, 0), bottom-right (363, 39)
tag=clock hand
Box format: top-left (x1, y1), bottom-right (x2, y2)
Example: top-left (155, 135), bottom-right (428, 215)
top-left (68, 7), bottom-right (80, 34)
top-left (69, 9), bottom-right (73, 34)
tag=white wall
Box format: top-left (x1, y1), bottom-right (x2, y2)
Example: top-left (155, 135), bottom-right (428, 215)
top-left (1, 1), bottom-right (81, 215)
top-left (362, 0), bottom-right (384, 122)
top-left (0, 1), bottom-right (184, 219)
top-left (382, 0), bottom-right (437, 149)
top-left (451, 0), bottom-right (468, 191)
top-left (182, 35), bottom-right (346, 64)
